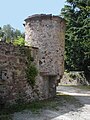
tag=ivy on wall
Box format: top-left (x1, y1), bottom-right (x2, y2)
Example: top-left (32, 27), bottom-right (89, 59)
top-left (24, 47), bottom-right (38, 87)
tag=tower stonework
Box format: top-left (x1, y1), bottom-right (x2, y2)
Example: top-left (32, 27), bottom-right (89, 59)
top-left (24, 14), bottom-right (66, 97)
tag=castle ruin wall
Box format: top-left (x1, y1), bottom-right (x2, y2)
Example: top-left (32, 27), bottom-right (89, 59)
top-left (24, 14), bottom-right (66, 80)
top-left (0, 14), bottom-right (65, 105)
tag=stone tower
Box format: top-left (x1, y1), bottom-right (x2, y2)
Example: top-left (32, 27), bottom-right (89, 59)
top-left (24, 14), bottom-right (66, 98)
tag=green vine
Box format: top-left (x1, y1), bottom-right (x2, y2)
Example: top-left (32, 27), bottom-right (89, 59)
top-left (25, 47), bottom-right (38, 87)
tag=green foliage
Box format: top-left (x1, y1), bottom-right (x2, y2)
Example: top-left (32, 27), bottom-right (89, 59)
top-left (61, 0), bottom-right (90, 72)
top-left (0, 27), bottom-right (4, 38)
top-left (25, 48), bottom-right (38, 87)
top-left (26, 64), bottom-right (38, 86)
top-left (0, 24), bottom-right (25, 43)
top-left (0, 115), bottom-right (12, 120)
top-left (2, 24), bottom-right (15, 42)
top-left (13, 36), bottom-right (25, 46)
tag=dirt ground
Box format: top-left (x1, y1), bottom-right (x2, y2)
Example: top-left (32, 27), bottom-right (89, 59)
top-left (13, 86), bottom-right (90, 120)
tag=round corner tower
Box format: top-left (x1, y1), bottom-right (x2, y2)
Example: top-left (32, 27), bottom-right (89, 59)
top-left (24, 14), bottom-right (66, 84)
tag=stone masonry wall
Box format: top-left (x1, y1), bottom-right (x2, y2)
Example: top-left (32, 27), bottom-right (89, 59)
top-left (24, 14), bottom-right (66, 78)
top-left (0, 42), bottom-right (47, 105)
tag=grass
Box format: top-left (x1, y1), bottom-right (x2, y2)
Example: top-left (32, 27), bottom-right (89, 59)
top-left (59, 85), bottom-right (90, 90)
top-left (56, 93), bottom-right (82, 108)
top-left (76, 85), bottom-right (90, 90)
top-left (0, 94), bottom-right (82, 119)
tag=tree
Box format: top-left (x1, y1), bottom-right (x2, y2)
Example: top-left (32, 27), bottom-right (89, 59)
top-left (0, 24), bottom-right (25, 45)
top-left (2, 24), bottom-right (15, 42)
top-left (61, 0), bottom-right (90, 72)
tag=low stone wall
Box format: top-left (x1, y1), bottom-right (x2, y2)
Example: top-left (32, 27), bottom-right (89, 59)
top-left (0, 42), bottom-right (57, 107)
top-left (0, 42), bottom-right (30, 105)
top-left (60, 71), bottom-right (89, 86)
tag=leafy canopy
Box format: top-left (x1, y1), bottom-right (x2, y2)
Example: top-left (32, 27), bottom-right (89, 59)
top-left (0, 24), bottom-right (25, 46)
top-left (61, 0), bottom-right (90, 71)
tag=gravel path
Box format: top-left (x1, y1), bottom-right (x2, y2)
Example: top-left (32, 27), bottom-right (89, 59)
top-left (13, 86), bottom-right (90, 120)
top-left (56, 86), bottom-right (90, 120)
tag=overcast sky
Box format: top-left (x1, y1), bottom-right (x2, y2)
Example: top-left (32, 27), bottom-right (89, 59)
top-left (0, 0), bottom-right (66, 32)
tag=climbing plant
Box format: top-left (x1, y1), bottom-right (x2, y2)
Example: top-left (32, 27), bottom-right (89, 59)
top-left (25, 47), bottom-right (38, 87)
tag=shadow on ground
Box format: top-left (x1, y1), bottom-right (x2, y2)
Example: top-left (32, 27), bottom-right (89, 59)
top-left (1, 86), bottom-right (90, 120)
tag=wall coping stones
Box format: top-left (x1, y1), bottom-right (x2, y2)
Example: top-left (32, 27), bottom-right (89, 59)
top-left (0, 41), bottom-right (39, 49)
top-left (24, 14), bottom-right (65, 24)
